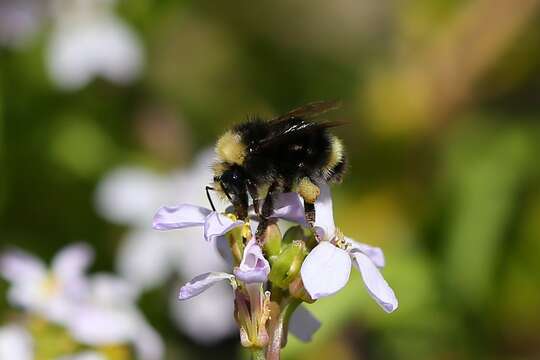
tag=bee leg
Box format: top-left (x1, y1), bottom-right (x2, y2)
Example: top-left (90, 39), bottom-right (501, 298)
top-left (246, 180), bottom-right (260, 216)
top-left (232, 190), bottom-right (249, 221)
top-left (256, 182), bottom-right (278, 242)
top-left (298, 177), bottom-right (321, 228)
top-left (304, 201), bottom-right (316, 226)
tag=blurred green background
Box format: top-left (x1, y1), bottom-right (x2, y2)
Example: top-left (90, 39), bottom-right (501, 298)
top-left (1, 0), bottom-right (540, 359)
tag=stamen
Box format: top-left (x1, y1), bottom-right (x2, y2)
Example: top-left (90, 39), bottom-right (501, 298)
top-left (333, 228), bottom-right (351, 251)
top-left (241, 222), bottom-right (252, 239)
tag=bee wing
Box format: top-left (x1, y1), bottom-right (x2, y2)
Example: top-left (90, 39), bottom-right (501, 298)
top-left (268, 100), bottom-right (342, 123)
top-left (256, 119), bottom-right (346, 151)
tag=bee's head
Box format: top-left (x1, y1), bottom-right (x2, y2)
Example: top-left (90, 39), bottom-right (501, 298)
top-left (214, 166), bottom-right (246, 201)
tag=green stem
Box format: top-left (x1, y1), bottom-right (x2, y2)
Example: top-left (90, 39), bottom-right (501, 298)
top-left (251, 348), bottom-right (266, 360)
top-left (266, 298), bottom-right (302, 360)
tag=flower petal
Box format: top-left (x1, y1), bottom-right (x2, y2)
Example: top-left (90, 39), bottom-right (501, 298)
top-left (95, 166), bottom-right (166, 226)
top-left (116, 231), bottom-right (172, 291)
top-left (271, 193), bottom-right (306, 224)
top-left (0, 325), bottom-right (33, 360)
top-left (68, 305), bottom-right (139, 345)
top-left (153, 204), bottom-right (212, 230)
top-left (351, 251), bottom-right (398, 313)
top-left (215, 235), bottom-right (234, 267)
top-left (348, 238), bottom-right (385, 268)
top-left (233, 239), bottom-right (270, 283)
top-left (58, 351), bottom-right (107, 360)
top-left (132, 323), bottom-right (164, 360)
top-left (300, 242), bottom-right (351, 299)
top-left (52, 243), bottom-right (94, 282)
top-left (170, 284), bottom-right (236, 344)
top-left (178, 272), bottom-right (235, 300)
top-left (314, 183), bottom-right (336, 240)
top-left (288, 305), bottom-right (321, 342)
top-left (203, 212), bottom-right (243, 242)
top-left (0, 250), bottom-right (45, 284)
top-left (89, 274), bottom-right (138, 306)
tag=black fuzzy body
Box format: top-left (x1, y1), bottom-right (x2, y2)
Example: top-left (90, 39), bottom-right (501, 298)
top-left (213, 101), bottom-right (346, 221)
top-left (234, 116), bottom-right (345, 192)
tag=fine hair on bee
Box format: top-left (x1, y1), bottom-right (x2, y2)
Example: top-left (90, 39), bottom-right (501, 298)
top-left (208, 100), bottom-right (347, 239)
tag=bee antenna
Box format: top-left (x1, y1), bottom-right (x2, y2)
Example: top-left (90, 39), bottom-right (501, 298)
top-left (205, 186), bottom-right (216, 212)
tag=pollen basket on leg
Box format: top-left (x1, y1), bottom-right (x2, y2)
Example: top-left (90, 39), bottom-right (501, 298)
top-left (297, 177), bottom-right (320, 204)
top-left (216, 131), bottom-right (247, 165)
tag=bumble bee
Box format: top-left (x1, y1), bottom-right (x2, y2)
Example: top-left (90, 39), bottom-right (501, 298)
top-left (208, 100), bottom-right (347, 237)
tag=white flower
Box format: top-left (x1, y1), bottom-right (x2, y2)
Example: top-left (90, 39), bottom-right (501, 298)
top-left (176, 241), bottom-right (320, 343)
top-left (95, 149), bottom-right (238, 343)
top-left (0, 243), bottom-right (93, 324)
top-left (0, 324), bottom-right (33, 360)
top-left (46, 0), bottom-right (144, 90)
top-left (297, 184), bottom-right (398, 312)
top-left (271, 184), bottom-right (397, 312)
top-left (153, 204), bottom-right (245, 241)
top-left (67, 274), bottom-right (163, 360)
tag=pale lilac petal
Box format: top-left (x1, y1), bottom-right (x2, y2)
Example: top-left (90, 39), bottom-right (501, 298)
top-left (0, 324), bottom-right (33, 360)
top-left (233, 239), bottom-right (270, 283)
top-left (300, 242), bottom-right (351, 299)
top-left (313, 183), bottom-right (336, 240)
top-left (348, 238), bottom-right (385, 268)
top-left (203, 212), bottom-right (243, 242)
top-left (52, 243), bottom-right (94, 282)
top-left (95, 166), bottom-right (166, 226)
top-left (116, 231), bottom-right (172, 291)
top-left (132, 324), bottom-right (164, 360)
top-left (271, 193), bottom-right (306, 224)
top-left (178, 272), bottom-right (235, 300)
top-left (68, 305), bottom-right (138, 345)
top-left (89, 274), bottom-right (139, 306)
top-left (289, 305), bottom-right (321, 342)
top-left (170, 284), bottom-right (236, 344)
top-left (47, 17), bottom-right (143, 90)
top-left (152, 204), bottom-right (212, 230)
top-left (0, 250), bottom-right (45, 284)
top-left (351, 251), bottom-right (398, 313)
top-left (215, 235), bottom-right (234, 267)
top-left (58, 351), bottom-right (107, 360)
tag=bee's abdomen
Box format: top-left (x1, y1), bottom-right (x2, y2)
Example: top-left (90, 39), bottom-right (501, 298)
top-left (323, 135), bottom-right (347, 183)
top-left (270, 130), bottom-right (333, 181)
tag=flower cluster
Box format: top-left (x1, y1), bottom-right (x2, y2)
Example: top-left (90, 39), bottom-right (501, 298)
top-left (153, 182), bottom-right (398, 356)
top-left (0, 243), bottom-right (163, 360)
top-left (0, 0), bottom-right (144, 90)
top-left (96, 150), bottom-right (236, 343)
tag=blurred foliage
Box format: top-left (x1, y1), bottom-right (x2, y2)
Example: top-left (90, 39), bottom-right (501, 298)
top-left (1, 0), bottom-right (540, 359)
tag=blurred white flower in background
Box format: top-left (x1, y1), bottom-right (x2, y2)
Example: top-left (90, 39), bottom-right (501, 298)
top-left (0, 243), bottom-right (93, 325)
top-left (68, 274), bottom-right (164, 360)
top-left (0, 0), bottom-right (45, 49)
top-left (0, 324), bottom-right (33, 360)
top-left (59, 351), bottom-right (107, 360)
top-left (47, 0), bottom-right (144, 90)
top-left (0, 244), bottom-right (163, 360)
top-left (95, 149), bottom-right (237, 344)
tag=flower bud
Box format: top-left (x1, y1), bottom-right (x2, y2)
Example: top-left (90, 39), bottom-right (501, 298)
top-left (288, 277), bottom-right (316, 303)
top-left (262, 223), bottom-right (282, 258)
top-left (268, 240), bottom-right (306, 289)
top-left (282, 225), bottom-right (316, 249)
